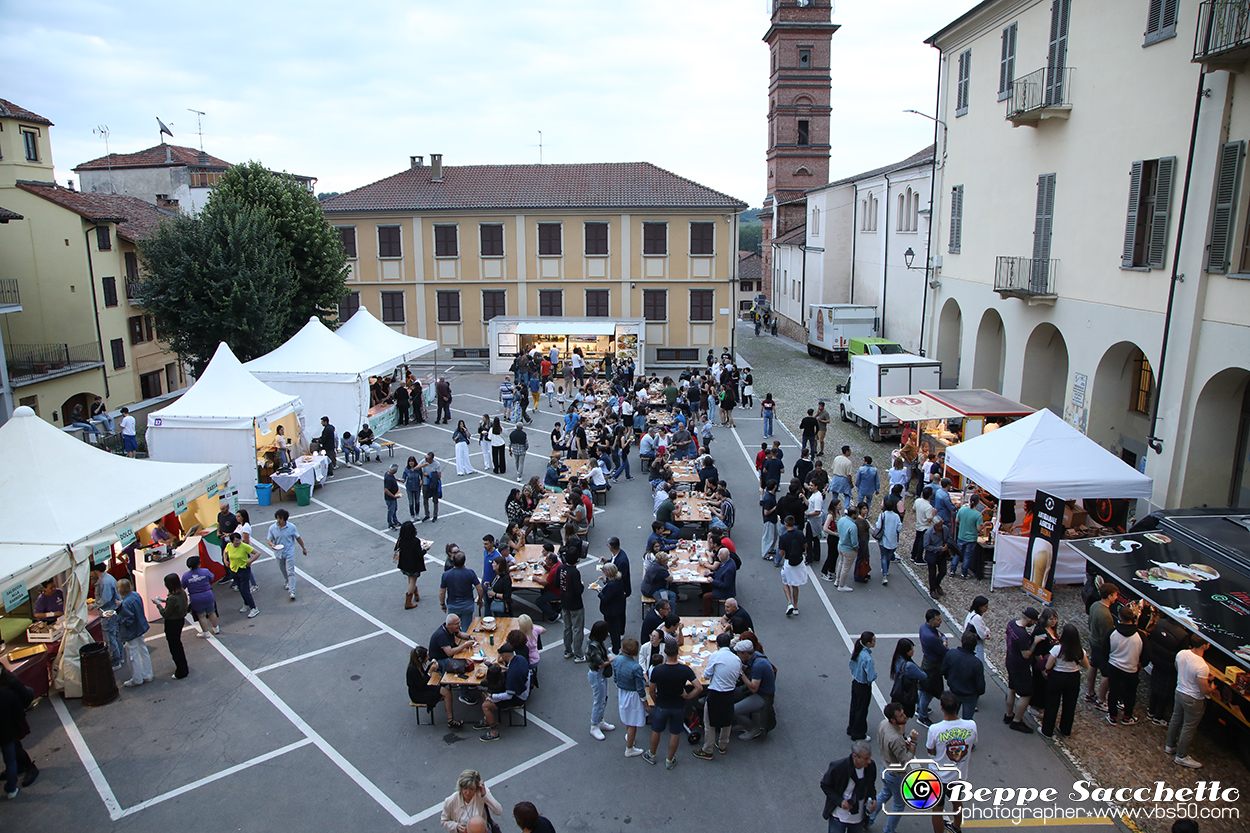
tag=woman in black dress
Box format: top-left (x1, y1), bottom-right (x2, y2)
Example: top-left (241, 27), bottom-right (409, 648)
top-left (407, 646), bottom-right (458, 729)
top-left (393, 521), bottom-right (426, 610)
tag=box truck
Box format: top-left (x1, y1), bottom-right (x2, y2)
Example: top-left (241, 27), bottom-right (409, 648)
top-left (836, 354), bottom-right (943, 441)
top-left (806, 304), bottom-right (877, 363)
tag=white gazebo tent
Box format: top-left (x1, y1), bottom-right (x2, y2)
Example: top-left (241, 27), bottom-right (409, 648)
top-left (244, 317), bottom-right (396, 440)
top-left (146, 342), bottom-right (306, 498)
top-left (944, 409), bottom-right (1155, 589)
top-left (335, 307), bottom-right (437, 367)
top-left (0, 407), bottom-right (226, 696)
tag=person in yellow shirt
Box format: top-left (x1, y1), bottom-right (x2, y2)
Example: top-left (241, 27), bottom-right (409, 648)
top-left (224, 532), bottom-right (259, 618)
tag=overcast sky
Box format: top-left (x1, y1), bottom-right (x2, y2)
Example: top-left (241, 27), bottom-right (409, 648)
top-left (2, 0), bottom-right (976, 209)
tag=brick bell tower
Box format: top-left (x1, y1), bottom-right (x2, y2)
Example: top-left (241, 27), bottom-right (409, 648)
top-left (760, 0), bottom-right (838, 307)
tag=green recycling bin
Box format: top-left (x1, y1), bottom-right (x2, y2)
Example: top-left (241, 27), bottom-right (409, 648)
top-left (294, 481), bottom-right (312, 507)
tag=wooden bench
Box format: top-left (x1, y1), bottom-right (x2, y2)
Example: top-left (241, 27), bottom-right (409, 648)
top-left (379, 440), bottom-right (397, 458)
top-left (640, 595), bottom-right (656, 617)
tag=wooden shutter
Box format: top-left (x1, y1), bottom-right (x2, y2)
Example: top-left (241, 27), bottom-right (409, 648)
top-left (1032, 174), bottom-right (1057, 291)
top-left (1146, 157), bottom-right (1176, 269)
top-left (1122, 161), bottom-right (1144, 268)
top-left (1045, 0), bottom-right (1070, 105)
top-left (999, 24), bottom-right (1016, 96)
top-left (1145, 0), bottom-right (1179, 42)
top-left (948, 185), bottom-right (963, 254)
top-left (1207, 141), bottom-right (1244, 273)
top-left (956, 51), bottom-right (970, 115)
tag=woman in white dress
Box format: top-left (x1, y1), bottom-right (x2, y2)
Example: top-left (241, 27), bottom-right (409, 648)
top-left (452, 420), bottom-right (475, 476)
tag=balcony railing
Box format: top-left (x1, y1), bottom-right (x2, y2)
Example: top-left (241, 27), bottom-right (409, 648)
top-left (5, 341), bottom-right (103, 385)
top-left (1195, 1), bottom-right (1250, 67)
top-left (0, 278), bottom-right (19, 307)
top-left (1005, 67), bottom-right (1073, 126)
top-left (995, 257), bottom-right (1058, 300)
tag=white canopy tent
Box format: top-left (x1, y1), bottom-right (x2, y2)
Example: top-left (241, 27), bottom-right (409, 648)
top-left (335, 307), bottom-right (437, 366)
top-left (944, 409), bottom-right (1154, 501)
top-left (0, 407), bottom-right (226, 696)
top-left (147, 342), bottom-right (305, 497)
top-left (244, 317), bottom-right (397, 440)
top-left (944, 409), bottom-right (1154, 590)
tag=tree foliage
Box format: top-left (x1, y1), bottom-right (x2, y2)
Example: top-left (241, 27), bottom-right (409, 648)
top-left (137, 202), bottom-right (296, 375)
top-left (207, 161), bottom-right (349, 336)
top-left (739, 220), bottom-right (762, 255)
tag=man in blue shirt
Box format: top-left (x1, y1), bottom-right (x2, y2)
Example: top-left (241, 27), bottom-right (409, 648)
top-left (479, 643), bottom-right (531, 742)
top-left (482, 535), bottom-right (501, 585)
top-left (89, 563), bottom-right (122, 668)
top-left (701, 548), bottom-right (737, 615)
top-left (646, 521), bottom-right (679, 554)
top-left (917, 609), bottom-right (949, 724)
top-left (833, 505), bottom-right (860, 591)
top-left (931, 477), bottom-right (956, 529)
top-left (439, 552), bottom-right (482, 632)
top-left (855, 456), bottom-right (880, 509)
top-left (267, 508), bottom-right (307, 601)
top-left (544, 455), bottom-right (568, 489)
top-left (732, 640), bottom-right (776, 740)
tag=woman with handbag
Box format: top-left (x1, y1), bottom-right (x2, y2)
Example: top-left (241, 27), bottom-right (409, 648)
top-left (586, 620), bottom-right (616, 741)
top-left (887, 637), bottom-right (928, 719)
top-left (408, 646), bottom-right (458, 729)
top-left (394, 521), bottom-right (426, 609)
top-left (440, 769), bottom-right (503, 833)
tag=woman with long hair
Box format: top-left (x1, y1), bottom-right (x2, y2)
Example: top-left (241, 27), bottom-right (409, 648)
top-left (402, 456), bottom-right (423, 521)
top-left (586, 620), bottom-right (616, 741)
top-left (1042, 623), bottom-right (1089, 739)
top-left (452, 420), bottom-right (475, 476)
top-left (273, 424), bottom-right (292, 468)
top-left (847, 631), bottom-right (877, 741)
top-left (393, 521), bottom-right (426, 609)
top-left (491, 417), bottom-right (507, 474)
top-left (478, 414), bottom-right (493, 470)
top-left (1031, 607), bottom-right (1060, 717)
top-left (964, 596), bottom-right (990, 662)
top-left (485, 554), bottom-right (512, 615)
top-left (517, 613), bottom-right (545, 688)
top-left (887, 637), bottom-right (928, 718)
top-left (760, 392), bottom-right (776, 438)
top-left (408, 645), bottom-right (458, 729)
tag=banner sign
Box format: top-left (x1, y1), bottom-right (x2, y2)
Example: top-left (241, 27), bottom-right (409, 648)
top-left (207, 481), bottom-right (219, 498)
top-left (92, 541), bottom-right (112, 566)
top-left (2, 580), bottom-right (28, 612)
top-left (1022, 490), bottom-right (1065, 604)
top-left (117, 524), bottom-right (137, 549)
top-left (174, 496), bottom-right (188, 515)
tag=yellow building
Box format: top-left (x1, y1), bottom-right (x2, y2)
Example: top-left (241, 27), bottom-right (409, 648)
top-left (321, 155), bottom-right (747, 371)
top-left (0, 98), bottom-right (183, 430)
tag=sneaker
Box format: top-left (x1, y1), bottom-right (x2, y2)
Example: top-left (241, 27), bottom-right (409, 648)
top-left (665, 757), bottom-right (678, 770)
top-left (460, 694), bottom-right (481, 706)
top-left (791, 608), bottom-right (799, 615)
top-left (1164, 745), bottom-right (1176, 755)
top-left (837, 586), bottom-right (854, 592)
top-left (1105, 715), bottom-right (1118, 725)
top-left (239, 605), bottom-right (250, 613)
top-left (916, 715), bottom-right (932, 727)
top-left (785, 605), bottom-right (794, 617)
top-left (1174, 755), bottom-right (1203, 769)
top-left (283, 582), bottom-right (289, 590)
top-left (1009, 721), bottom-right (1033, 734)
top-left (472, 720), bottom-right (491, 730)
top-left (598, 721), bottom-right (616, 731)
top-left (739, 729), bottom-right (764, 740)
top-left (1120, 716), bottom-right (1139, 726)
top-left (213, 626), bottom-right (221, 634)
top-left (821, 574), bottom-right (835, 582)
top-left (196, 631), bottom-right (211, 638)
top-left (1149, 717), bottom-right (1168, 727)
top-left (564, 652), bottom-right (574, 659)
top-left (625, 747), bottom-right (645, 758)
top-left (247, 608), bottom-right (260, 618)
top-left (573, 655), bottom-right (588, 663)
top-left (1082, 693), bottom-right (1098, 704)
top-left (3, 787), bottom-right (17, 800)
top-left (591, 726), bottom-right (605, 741)
top-left (122, 679), bottom-right (143, 687)
top-left (882, 577), bottom-right (889, 585)
top-left (289, 592), bottom-right (296, 601)
top-left (693, 749), bottom-right (714, 761)
top-left (479, 732), bottom-right (501, 743)
top-left (1093, 700), bottom-right (1109, 712)
top-left (1003, 713), bottom-right (1014, 724)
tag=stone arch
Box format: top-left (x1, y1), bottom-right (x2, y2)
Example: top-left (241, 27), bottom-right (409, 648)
top-left (1020, 322), bottom-right (1069, 415)
top-left (60, 391), bottom-right (100, 426)
top-left (936, 298), bottom-right (962, 388)
top-left (1088, 341), bottom-right (1154, 470)
top-left (792, 94), bottom-right (814, 107)
top-left (971, 308), bottom-right (1006, 393)
top-left (1181, 367), bottom-right (1250, 507)
top-left (794, 166), bottom-right (813, 177)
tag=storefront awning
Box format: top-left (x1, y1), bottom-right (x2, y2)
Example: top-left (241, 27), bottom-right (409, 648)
top-left (515, 321), bottom-right (617, 336)
top-left (870, 395), bottom-right (962, 422)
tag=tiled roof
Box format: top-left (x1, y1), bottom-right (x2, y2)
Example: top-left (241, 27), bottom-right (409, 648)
top-left (321, 161), bottom-right (747, 213)
top-left (816, 145), bottom-right (936, 192)
top-left (738, 251), bottom-right (762, 282)
top-left (16, 183), bottom-right (176, 242)
top-left (73, 144), bottom-right (231, 171)
top-left (773, 224), bottom-right (807, 246)
top-left (0, 99), bottom-right (53, 126)
top-left (0, 205), bottom-right (23, 222)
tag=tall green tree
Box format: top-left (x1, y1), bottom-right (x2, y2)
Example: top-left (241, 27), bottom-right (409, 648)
top-left (207, 161), bottom-right (349, 336)
top-left (739, 221), bottom-right (762, 255)
top-left (137, 201), bottom-right (296, 375)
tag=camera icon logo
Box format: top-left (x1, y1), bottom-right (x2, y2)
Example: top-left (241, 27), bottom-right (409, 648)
top-left (885, 759), bottom-right (964, 815)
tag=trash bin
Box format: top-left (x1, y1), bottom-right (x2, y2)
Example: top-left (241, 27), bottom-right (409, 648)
top-left (80, 642), bottom-right (119, 707)
top-left (255, 483), bottom-right (273, 506)
top-left (294, 481), bottom-right (312, 507)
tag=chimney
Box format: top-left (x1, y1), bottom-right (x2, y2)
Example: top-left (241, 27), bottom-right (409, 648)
top-left (197, 151), bottom-right (209, 165)
top-left (165, 145), bottom-right (172, 164)
top-left (410, 155), bottom-right (423, 170)
top-left (67, 179), bottom-right (76, 191)
top-left (430, 153), bottom-right (443, 182)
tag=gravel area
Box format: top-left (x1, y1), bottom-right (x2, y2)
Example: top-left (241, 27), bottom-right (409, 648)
top-left (736, 327), bottom-right (1248, 833)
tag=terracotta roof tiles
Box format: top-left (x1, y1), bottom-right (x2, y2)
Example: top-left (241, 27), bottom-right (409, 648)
top-left (0, 99), bottom-right (53, 126)
top-left (15, 183), bottom-right (176, 242)
top-left (0, 205), bottom-right (24, 222)
top-left (321, 161), bottom-right (746, 213)
top-left (73, 144), bottom-right (231, 172)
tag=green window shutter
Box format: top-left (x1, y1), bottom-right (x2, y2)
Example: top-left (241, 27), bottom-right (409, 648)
top-left (1045, 0), bottom-right (1070, 105)
top-left (1032, 174), bottom-right (1057, 292)
top-left (949, 185), bottom-right (964, 254)
top-left (1146, 157), bottom-right (1176, 269)
top-left (1207, 141), bottom-right (1244, 274)
top-left (1122, 161), bottom-right (1144, 268)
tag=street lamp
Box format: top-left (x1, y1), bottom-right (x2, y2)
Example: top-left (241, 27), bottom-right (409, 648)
top-left (904, 247), bottom-right (916, 269)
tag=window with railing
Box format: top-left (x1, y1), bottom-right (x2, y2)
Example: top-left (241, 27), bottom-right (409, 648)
top-left (1194, 1), bottom-right (1250, 61)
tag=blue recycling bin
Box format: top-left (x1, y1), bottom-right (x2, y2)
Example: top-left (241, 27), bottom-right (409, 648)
top-left (255, 483), bottom-right (273, 506)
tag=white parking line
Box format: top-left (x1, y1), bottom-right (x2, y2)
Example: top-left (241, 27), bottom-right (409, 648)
top-left (252, 630), bottom-right (387, 674)
top-left (325, 466), bottom-right (507, 528)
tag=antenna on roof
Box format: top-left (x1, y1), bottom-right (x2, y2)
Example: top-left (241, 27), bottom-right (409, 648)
top-left (93, 125), bottom-right (115, 194)
top-left (536, 130), bottom-right (543, 164)
top-left (187, 108), bottom-right (206, 151)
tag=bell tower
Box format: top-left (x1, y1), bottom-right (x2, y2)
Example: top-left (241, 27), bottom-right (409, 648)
top-left (760, 0), bottom-right (838, 304)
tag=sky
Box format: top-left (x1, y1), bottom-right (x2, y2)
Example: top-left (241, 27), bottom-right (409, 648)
top-left (1, 0), bottom-right (977, 209)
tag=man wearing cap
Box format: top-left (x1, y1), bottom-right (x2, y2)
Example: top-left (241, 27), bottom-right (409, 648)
top-left (477, 642), bottom-right (531, 743)
top-left (733, 638), bottom-right (776, 740)
top-left (693, 632), bottom-right (742, 760)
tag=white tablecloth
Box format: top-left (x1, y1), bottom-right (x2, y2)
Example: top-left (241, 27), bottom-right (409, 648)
top-left (991, 534), bottom-right (1086, 590)
top-left (271, 456), bottom-right (330, 492)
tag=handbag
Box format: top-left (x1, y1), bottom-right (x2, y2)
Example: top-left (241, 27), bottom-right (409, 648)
top-left (483, 806), bottom-right (503, 833)
top-left (443, 658), bottom-right (473, 676)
